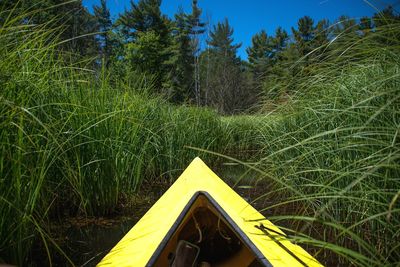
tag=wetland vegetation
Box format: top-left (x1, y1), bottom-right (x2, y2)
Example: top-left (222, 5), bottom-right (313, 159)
top-left (0, 1), bottom-right (399, 266)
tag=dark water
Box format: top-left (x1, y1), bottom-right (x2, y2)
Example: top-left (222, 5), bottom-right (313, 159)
top-left (61, 219), bottom-right (135, 266)
top-left (35, 164), bottom-right (334, 267)
top-left (30, 164), bottom-right (266, 266)
top-left (29, 218), bottom-right (138, 266)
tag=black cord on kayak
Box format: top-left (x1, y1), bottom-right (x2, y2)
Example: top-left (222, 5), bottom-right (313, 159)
top-left (255, 223), bottom-right (309, 267)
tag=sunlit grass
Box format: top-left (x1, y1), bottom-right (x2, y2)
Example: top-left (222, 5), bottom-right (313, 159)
top-left (1, 4), bottom-right (399, 267)
top-left (0, 10), bottom-right (250, 264)
top-left (248, 20), bottom-right (400, 266)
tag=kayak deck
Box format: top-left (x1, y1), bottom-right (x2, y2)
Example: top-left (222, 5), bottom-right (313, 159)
top-left (98, 158), bottom-right (323, 267)
top-left (151, 192), bottom-right (264, 267)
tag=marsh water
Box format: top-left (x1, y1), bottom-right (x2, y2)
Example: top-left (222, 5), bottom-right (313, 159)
top-left (29, 164), bottom-right (267, 266)
top-left (55, 218), bottom-right (136, 266)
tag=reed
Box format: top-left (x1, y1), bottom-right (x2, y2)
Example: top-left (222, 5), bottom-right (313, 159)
top-left (249, 20), bottom-right (400, 266)
top-left (1, 5), bottom-right (398, 267)
top-left (0, 11), bottom-right (247, 264)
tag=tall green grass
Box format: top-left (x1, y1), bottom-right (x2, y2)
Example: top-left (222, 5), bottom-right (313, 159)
top-left (248, 21), bottom-right (400, 266)
top-left (2, 5), bottom-right (399, 267)
top-left (0, 10), bottom-right (256, 265)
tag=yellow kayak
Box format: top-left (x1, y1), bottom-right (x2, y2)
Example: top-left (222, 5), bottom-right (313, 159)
top-left (98, 158), bottom-right (323, 267)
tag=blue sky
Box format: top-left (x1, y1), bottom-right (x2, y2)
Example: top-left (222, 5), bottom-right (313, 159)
top-left (83, 0), bottom-right (397, 59)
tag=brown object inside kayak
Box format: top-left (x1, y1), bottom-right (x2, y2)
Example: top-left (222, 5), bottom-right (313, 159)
top-left (152, 194), bottom-right (264, 267)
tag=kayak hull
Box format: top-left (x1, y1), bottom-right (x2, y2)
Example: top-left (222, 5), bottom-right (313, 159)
top-left (98, 158), bottom-right (323, 267)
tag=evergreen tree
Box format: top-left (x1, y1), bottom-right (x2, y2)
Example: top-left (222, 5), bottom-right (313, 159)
top-left (188, 0), bottom-right (206, 105)
top-left (187, 0), bottom-right (205, 35)
top-left (373, 6), bottom-right (400, 27)
top-left (0, 0), bottom-right (97, 58)
top-left (118, 0), bottom-right (170, 41)
top-left (372, 6), bottom-right (400, 46)
top-left (314, 19), bottom-right (330, 47)
top-left (171, 8), bottom-right (194, 102)
top-left (313, 19), bottom-right (331, 60)
top-left (359, 16), bottom-right (372, 35)
top-left (269, 27), bottom-right (289, 67)
top-left (170, 1), bottom-right (205, 103)
top-left (246, 29), bottom-right (273, 99)
top-left (248, 27), bottom-right (290, 100)
top-left (247, 27), bottom-right (288, 68)
top-left (292, 16), bottom-right (315, 57)
top-left (333, 15), bottom-right (357, 36)
top-left (202, 18), bottom-right (251, 114)
top-left (94, 0), bottom-right (113, 67)
top-left (247, 30), bottom-right (273, 76)
top-left (274, 27), bottom-right (289, 53)
top-left (118, 0), bottom-right (174, 92)
top-left (208, 19), bottom-right (241, 62)
top-left (125, 30), bottom-right (162, 72)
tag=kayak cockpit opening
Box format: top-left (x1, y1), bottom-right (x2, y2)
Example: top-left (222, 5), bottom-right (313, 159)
top-left (151, 193), bottom-right (264, 267)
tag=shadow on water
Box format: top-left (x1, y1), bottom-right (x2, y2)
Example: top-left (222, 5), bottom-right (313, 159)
top-left (62, 219), bottom-right (135, 266)
top-left (29, 163), bottom-right (269, 266)
top-left (28, 217), bottom-right (138, 267)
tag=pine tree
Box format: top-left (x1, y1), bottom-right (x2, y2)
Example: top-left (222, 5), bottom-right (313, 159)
top-left (313, 19), bottom-right (329, 44)
top-left (247, 27), bottom-right (290, 100)
top-left (188, 0), bottom-right (206, 105)
top-left (359, 16), bottom-right (372, 35)
top-left (208, 19), bottom-right (241, 61)
top-left (247, 30), bottom-right (272, 74)
top-left (118, 0), bottom-right (174, 92)
top-left (202, 18), bottom-right (251, 114)
top-left (246, 27), bottom-right (288, 97)
top-left (269, 27), bottom-right (289, 65)
top-left (373, 6), bottom-right (400, 27)
top-left (118, 0), bottom-right (170, 41)
top-left (274, 27), bottom-right (289, 53)
top-left (292, 16), bottom-right (315, 57)
top-left (170, 1), bottom-right (205, 103)
top-left (1, 0), bottom-right (97, 58)
top-left (372, 6), bottom-right (400, 46)
top-left (268, 27), bottom-right (289, 76)
top-left (333, 15), bottom-right (357, 36)
top-left (171, 8), bottom-right (194, 102)
top-left (313, 19), bottom-right (331, 60)
top-left (246, 29), bottom-right (273, 98)
top-left (94, 0), bottom-right (113, 67)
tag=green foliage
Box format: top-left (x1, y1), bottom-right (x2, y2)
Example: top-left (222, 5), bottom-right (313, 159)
top-left (247, 27), bottom-right (289, 99)
top-left (200, 18), bottom-right (255, 114)
top-left (125, 31), bottom-right (163, 75)
top-left (373, 5), bottom-right (400, 27)
top-left (170, 1), bottom-right (206, 103)
top-left (292, 16), bottom-right (315, 56)
top-left (0, 11), bottom-right (250, 264)
top-left (93, 0), bottom-right (113, 67)
top-left (118, 0), bottom-right (170, 39)
top-left (171, 9), bottom-right (195, 102)
top-left (257, 8), bottom-right (400, 102)
top-left (1, 2), bottom-right (400, 266)
top-left (333, 15), bottom-right (357, 38)
top-left (117, 0), bottom-right (176, 94)
top-left (208, 18), bottom-right (241, 62)
top-left (252, 19), bottom-right (400, 266)
top-left (0, 0), bottom-right (98, 57)
top-left (247, 30), bottom-right (273, 76)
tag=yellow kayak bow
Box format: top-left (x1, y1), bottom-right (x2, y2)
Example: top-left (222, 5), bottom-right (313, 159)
top-left (98, 158), bottom-right (323, 267)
